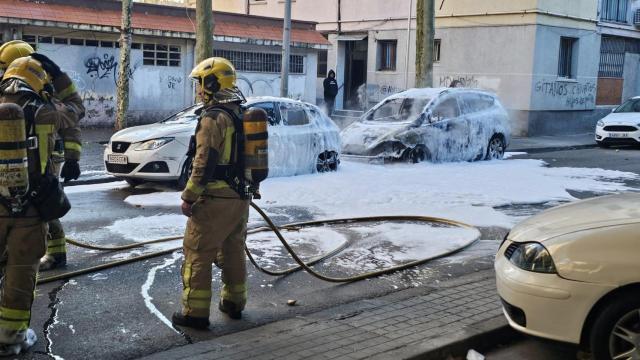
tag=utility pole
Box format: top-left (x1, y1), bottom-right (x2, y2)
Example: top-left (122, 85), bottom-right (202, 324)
top-left (280, 0), bottom-right (292, 97)
top-left (195, 0), bottom-right (213, 64)
top-left (115, 0), bottom-right (133, 130)
top-left (415, 0), bottom-right (434, 88)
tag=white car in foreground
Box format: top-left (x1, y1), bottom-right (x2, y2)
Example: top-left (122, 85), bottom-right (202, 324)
top-left (495, 193), bottom-right (640, 359)
top-left (341, 88), bottom-right (511, 162)
top-left (595, 96), bottom-right (640, 147)
top-left (104, 97), bottom-right (341, 187)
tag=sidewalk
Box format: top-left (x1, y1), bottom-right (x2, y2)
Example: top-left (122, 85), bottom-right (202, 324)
top-left (142, 270), bottom-right (511, 360)
top-left (509, 133), bottom-right (595, 153)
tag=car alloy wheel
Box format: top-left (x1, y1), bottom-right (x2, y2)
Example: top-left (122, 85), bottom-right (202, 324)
top-left (316, 151), bottom-right (337, 173)
top-left (487, 135), bottom-right (505, 160)
top-left (608, 308), bottom-right (640, 360)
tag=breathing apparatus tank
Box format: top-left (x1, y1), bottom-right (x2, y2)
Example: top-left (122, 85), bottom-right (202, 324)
top-left (242, 107), bottom-right (269, 185)
top-left (0, 103), bottom-right (30, 213)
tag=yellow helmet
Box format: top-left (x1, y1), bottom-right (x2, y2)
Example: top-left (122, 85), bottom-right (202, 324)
top-left (3, 56), bottom-right (49, 93)
top-left (0, 40), bottom-right (35, 71)
top-left (189, 57), bottom-right (236, 95)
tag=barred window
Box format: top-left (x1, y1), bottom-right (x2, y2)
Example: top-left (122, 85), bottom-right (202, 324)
top-left (213, 49), bottom-right (305, 74)
top-left (143, 44), bottom-right (181, 67)
top-left (558, 37), bottom-right (577, 79)
top-left (377, 40), bottom-right (397, 71)
top-left (433, 39), bottom-right (441, 62)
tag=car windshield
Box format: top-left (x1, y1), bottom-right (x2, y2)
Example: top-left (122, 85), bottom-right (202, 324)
top-left (160, 106), bottom-right (200, 124)
top-left (366, 97), bottom-right (431, 123)
top-left (614, 98), bottom-right (640, 113)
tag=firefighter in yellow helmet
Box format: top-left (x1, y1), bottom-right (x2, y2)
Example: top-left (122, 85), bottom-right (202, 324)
top-left (172, 57), bottom-right (249, 329)
top-left (0, 56), bottom-right (84, 355)
top-left (0, 41), bottom-right (83, 271)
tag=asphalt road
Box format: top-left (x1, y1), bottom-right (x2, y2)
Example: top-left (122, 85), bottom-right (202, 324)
top-left (18, 145), bottom-right (640, 360)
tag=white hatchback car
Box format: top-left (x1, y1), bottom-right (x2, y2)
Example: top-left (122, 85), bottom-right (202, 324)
top-left (341, 88), bottom-right (511, 162)
top-left (495, 193), bottom-right (640, 359)
top-left (595, 96), bottom-right (640, 147)
top-left (104, 97), bottom-right (341, 187)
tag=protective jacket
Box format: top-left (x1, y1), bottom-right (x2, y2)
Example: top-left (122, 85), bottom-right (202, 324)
top-left (0, 72), bottom-right (83, 176)
top-left (323, 71), bottom-right (338, 100)
top-left (181, 102), bottom-right (243, 203)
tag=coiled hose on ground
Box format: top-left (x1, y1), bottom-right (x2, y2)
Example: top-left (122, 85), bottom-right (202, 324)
top-left (37, 202), bottom-right (480, 284)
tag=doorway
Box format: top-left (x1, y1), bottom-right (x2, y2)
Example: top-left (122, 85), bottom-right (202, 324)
top-left (344, 39), bottom-right (368, 110)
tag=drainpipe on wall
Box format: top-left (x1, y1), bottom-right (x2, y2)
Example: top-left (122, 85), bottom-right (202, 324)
top-left (404, 0), bottom-right (413, 89)
top-left (246, 0), bottom-right (250, 15)
top-left (337, 0), bottom-right (341, 34)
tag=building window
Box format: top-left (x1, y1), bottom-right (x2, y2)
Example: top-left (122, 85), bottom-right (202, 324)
top-left (53, 37), bottom-right (67, 45)
top-left (69, 38), bottom-right (84, 46)
top-left (601, 0), bottom-right (629, 23)
top-left (433, 39), bottom-right (441, 62)
top-left (38, 36), bottom-right (52, 44)
top-left (377, 40), bottom-right (397, 71)
top-left (558, 37), bottom-right (577, 79)
top-left (143, 43), bottom-right (181, 67)
top-left (21, 35), bottom-right (36, 49)
top-left (85, 39), bottom-right (99, 47)
top-left (317, 50), bottom-right (328, 78)
top-left (213, 49), bottom-right (305, 74)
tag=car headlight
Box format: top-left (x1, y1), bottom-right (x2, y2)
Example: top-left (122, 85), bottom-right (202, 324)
top-left (134, 137), bottom-right (174, 151)
top-left (506, 242), bottom-right (557, 274)
top-left (597, 120), bottom-right (604, 127)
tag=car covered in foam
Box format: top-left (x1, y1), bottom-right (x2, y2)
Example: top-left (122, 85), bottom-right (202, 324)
top-left (104, 97), bottom-right (341, 187)
top-left (341, 88), bottom-right (511, 162)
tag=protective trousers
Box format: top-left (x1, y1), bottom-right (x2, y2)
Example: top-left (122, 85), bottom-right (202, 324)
top-left (45, 160), bottom-right (66, 258)
top-left (180, 196), bottom-right (249, 318)
top-left (0, 206), bottom-right (46, 343)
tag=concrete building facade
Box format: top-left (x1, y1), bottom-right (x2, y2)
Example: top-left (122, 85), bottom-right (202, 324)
top-left (0, 0), bottom-right (328, 127)
top-left (209, 0), bottom-right (640, 136)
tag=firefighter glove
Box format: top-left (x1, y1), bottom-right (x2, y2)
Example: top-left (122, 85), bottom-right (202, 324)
top-left (30, 53), bottom-right (62, 79)
top-left (61, 159), bottom-right (80, 182)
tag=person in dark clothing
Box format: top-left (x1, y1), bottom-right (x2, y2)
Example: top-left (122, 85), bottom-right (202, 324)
top-left (323, 70), bottom-right (339, 116)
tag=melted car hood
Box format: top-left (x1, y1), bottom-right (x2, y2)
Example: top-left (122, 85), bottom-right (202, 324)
top-left (509, 193), bottom-right (640, 243)
top-left (341, 121), bottom-right (409, 155)
top-left (111, 122), bottom-right (196, 143)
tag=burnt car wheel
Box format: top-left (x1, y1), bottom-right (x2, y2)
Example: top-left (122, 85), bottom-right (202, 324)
top-left (317, 151), bottom-right (338, 173)
top-left (486, 134), bottom-right (506, 160)
top-left (589, 292), bottom-right (640, 360)
top-left (176, 155), bottom-right (193, 190)
top-left (403, 145), bottom-right (429, 163)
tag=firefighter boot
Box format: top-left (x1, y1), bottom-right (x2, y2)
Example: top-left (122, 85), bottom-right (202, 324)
top-left (171, 312), bottom-right (210, 330)
top-left (40, 220), bottom-right (67, 271)
top-left (0, 328), bottom-right (37, 356)
top-left (218, 299), bottom-right (242, 320)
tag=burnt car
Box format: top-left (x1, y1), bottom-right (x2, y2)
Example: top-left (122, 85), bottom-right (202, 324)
top-left (341, 88), bottom-right (511, 162)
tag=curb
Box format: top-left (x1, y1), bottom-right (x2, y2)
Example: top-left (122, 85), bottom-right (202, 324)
top-left (63, 176), bottom-right (120, 187)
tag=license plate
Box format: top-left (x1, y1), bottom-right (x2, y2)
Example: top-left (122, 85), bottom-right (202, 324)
top-left (107, 154), bottom-right (128, 164)
top-left (609, 133), bottom-right (629, 138)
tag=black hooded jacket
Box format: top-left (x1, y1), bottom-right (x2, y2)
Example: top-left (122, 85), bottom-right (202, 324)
top-left (323, 70), bottom-right (338, 99)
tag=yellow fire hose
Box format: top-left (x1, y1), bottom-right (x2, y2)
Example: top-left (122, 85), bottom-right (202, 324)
top-left (37, 202), bottom-right (480, 284)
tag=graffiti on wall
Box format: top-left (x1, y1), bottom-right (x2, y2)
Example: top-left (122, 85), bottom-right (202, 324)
top-left (534, 80), bottom-right (596, 108)
top-left (438, 75), bottom-right (479, 88)
top-left (85, 54), bottom-right (117, 82)
top-left (365, 84), bottom-right (403, 105)
top-left (167, 75), bottom-right (183, 90)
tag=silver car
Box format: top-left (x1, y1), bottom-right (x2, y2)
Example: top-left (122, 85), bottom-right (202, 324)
top-left (341, 88), bottom-right (511, 162)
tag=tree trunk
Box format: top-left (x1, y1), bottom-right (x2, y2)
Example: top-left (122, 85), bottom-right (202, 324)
top-left (280, 0), bottom-right (292, 97)
top-left (415, 0), bottom-right (434, 88)
top-left (115, 0), bottom-right (133, 131)
top-left (195, 0), bottom-right (214, 64)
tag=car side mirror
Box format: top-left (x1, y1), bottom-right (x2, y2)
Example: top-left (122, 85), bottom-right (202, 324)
top-left (611, 108), bottom-right (616, 113)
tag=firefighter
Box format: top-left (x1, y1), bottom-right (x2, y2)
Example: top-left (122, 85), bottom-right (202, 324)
top-left (172, 57), bottom-right (249, 330)
top-left (0, 56), bottom-right (84, 355)
top-left (0, 41), bottom-right (83, 271)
